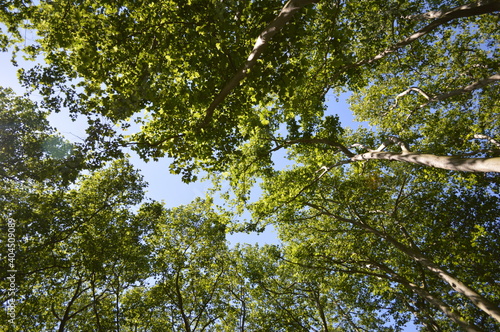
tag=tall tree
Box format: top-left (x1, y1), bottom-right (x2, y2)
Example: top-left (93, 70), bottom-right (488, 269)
top-left (0, 158), bottom-right (153, 331)
top-left (249, 158), bottom-right (500, 330)
top-left (1, 1), bottom-right (499, 330)
top-left (139, 198), bottom-right (233, 332)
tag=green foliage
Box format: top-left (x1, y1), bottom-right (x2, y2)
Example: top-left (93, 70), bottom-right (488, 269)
top-left (0, 87), bottom-right (81, 184)
top-left (1, 0), bottom-right (500, 331)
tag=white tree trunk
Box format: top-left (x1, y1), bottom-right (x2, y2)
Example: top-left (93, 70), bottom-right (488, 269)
top-left (351, 151), bottom-right (500, 172)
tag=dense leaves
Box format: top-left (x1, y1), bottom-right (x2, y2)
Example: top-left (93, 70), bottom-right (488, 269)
top-left (1, 0), bottom-right (500, 330)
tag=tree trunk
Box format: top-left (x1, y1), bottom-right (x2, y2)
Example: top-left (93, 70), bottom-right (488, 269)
top-left (397, 277), bottom-right (483, 332)
top-left (351, 151), bottom-right (500, 172)
top-left (359, 218), bottom-right (500, 323)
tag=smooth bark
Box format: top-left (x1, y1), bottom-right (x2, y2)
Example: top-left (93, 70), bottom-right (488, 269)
top-left (361, 0), bottom-right (500, 66)
top-left (324, 0), bottom-right (500, 93)
top-left (351, 151), bottom-right (500, 173)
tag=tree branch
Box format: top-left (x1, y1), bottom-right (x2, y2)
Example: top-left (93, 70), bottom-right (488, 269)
top-left (307, 202), bottom-right (500, 325)
top-left (389, 87), bottom-right (430, 112)
top-left (200, 0), bottom-right (318, 127)
top-left (474, 134), bottom-right (500, 148)
top-left (361, 1), bottom-right (500, 66)
top-left (325, 1), bottom-right (500, 94)
top-left (271, 137), bottom-right (355, 157)
top-left (404, 0), bottom-right (500, 21)
top-left (388, 74), bottom-right (500, 117)
top-left (374, 136), bottom-right (411, 153)
top-left (349, 136), bottom-right (500, 172)
top-left (431, 73), bottom-right (500, 102)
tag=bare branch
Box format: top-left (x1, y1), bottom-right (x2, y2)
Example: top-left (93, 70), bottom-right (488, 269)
top-left (349, 143), bottom-right (374, 152)
top-left (325, 1), bottom-right (500, 94)
top-left (400, 73), bottom-right (500, 118)
top-left (404, 0), bottom-right (500, 21)
top-left (363, 1), bottom-right (500, 66)
top-left (431, 73), bottom-right (500, 102)
top-left (389, 87), bottom-right (430, 111)
top-left (474, 134), bottom-right (500, 148)
top-left (374, 136), bottom-right (411, 153)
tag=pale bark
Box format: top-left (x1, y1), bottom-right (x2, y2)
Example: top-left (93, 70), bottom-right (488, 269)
top-left (324, 0), bottom-right (500, 95)
top-left (389, 74), bottom-right (500, 117)
top-left (399, 278), bottom-right (482, 332)
top-left (272, 135), bottom-right (500, 173)
top-left (307, 202), bottom-right (500, 325)
top-left (349, 136), bottom-right (500, 173)
top-left (359, 1), bottom-right (500, 67)
top-left (306, 203), bottom-right (500, 331)
top-left (201, 0), bottom-right (318, 126)
top-left (349, 209), bottom-right (500, 323)
top-left (431, 74), bottom-right (500, 102)
top-left (405, 0), bottom-right (500, 21)
top-left (373, 261), bottom-right (483, 332)
top-left (351, 151), bottom-right (500, 172)
top-left (475, 134), bottom-right (500, 148)
top-left (410, 250), bottom-right (500, 324)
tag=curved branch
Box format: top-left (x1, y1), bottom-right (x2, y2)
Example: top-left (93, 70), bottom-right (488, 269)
top-left (431, 73), bottom-right (500, 102)
top-left (360, 1), bottom-right (500, 67)
top-left (391, 74), bottom-right (500, 117)
top-left (389, 87), bottom-right (430, 111)
top-left (200, 0), bottom-right (318, 127)
top-left (474, 134), bottom-right (500, 148)
top-left (325, 0), bottom-right (500, 94)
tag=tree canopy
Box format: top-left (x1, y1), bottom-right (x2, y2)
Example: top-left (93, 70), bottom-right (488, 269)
top-left (1, 0), bottom-right (499, 330)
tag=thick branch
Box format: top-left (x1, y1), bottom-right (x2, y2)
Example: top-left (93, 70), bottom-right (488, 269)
top-left (474, 134), bottom-right (500, 148)
top-left (361, 1), bottom-right (500, 66)
top-left (389, 74), bottom-right (500, 116)
top-left (351, 136), bottom-right (500, 172)
top-left (405, 0), bottom-right (500, 21)
top-left (431, 73), bottom-right (500, 102)
top-left (57, 279), bottom-right (87, 332)
top-left (175, 270), bottom-right (192, 332)
top-left (352, 151), bottom-right (500, 172)
top-left (201, 0), bottom-right (318, 127)
top-left (369, 260), bottom-right (482, 332)
top-left (325, 1), bottom-right (500, 94)
top-left (390, 273), bottom-right (482, 332)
